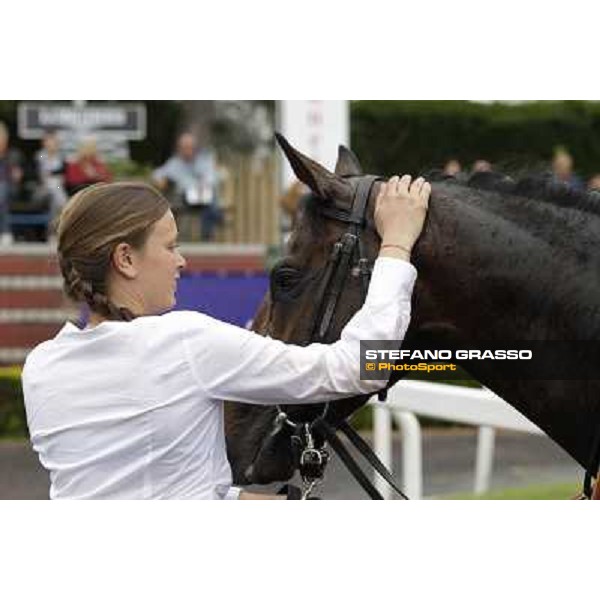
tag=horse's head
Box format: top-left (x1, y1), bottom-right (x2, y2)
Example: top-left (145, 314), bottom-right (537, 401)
top-left (226, 151), bottom-right (600, 492)
top-left (263, 134), bottom-right (384, 346)
top-left (225, 135), bottom-right (414, 485)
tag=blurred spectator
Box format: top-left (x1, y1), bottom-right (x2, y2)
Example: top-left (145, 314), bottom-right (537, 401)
top-left (443, 159), bottom-right (462, 177)
top-left (152, 132), bottom-right (222, 241)
top-left (37, 130), bottom-right (67, 221)
top-left (0, 121), bottom-right (24, 245)
top-left (279, 180), bottom-right (307, 224)
top-left (278, 180), bottom-right (310, 247)
top-left (551, 149), bottom-right (584, 192)
top-left (65, 137), bottom-right (112, 196)
top-left (587, 174), bottom-right (600, 192)
top-left (472, 159), bottom-right (492, 173)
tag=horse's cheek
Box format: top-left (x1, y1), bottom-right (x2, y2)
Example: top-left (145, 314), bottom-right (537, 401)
top-left (255, 436), bottom-right (296, 484)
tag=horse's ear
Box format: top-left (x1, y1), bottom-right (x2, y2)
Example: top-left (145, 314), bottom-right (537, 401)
top-left (334, 145), bottom-right (363, 177)
top-left (275, 133), bottom-right (350, 201)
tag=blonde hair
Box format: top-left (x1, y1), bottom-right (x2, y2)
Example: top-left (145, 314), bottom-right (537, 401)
top-left (57, 182), bottom-right (170, 321)
top-left (77, 136), bottom-right (97, 158)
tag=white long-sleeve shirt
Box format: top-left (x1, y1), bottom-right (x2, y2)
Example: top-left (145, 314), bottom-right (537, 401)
top-left (21, 257), bottom-right (416, 499)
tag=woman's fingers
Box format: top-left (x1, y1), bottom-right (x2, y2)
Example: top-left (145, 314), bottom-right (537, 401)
top-left (408, 177), bottom-right (431, 205)
top-left (380, 174), bottom-right (429, 203)
top-left (377, 181), bottom-right (388, 199)
top-left (420, 182), bottom-right (432, 208)
top-left (410, 176), bottom-right (425, 194)
top-left (398, 174), bottom-right (411, 192)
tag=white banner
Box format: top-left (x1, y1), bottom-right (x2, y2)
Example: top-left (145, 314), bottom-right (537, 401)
top-left (18, 102), bottom-right (146, 140)
top-left (277, 100), bottom-right (349, 190)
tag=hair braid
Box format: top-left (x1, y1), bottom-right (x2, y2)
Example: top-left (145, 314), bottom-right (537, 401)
top-left (61, 257), bottom-right (135, 322)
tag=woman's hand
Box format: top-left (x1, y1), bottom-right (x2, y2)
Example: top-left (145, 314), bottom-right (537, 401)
top-left (374, 175), bottom-right (431, 260)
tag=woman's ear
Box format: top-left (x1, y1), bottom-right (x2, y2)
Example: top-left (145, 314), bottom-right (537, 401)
top-left (111, 242), bottom-right (138, 280)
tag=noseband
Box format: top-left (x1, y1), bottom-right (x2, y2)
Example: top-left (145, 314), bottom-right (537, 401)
top-left (250, 175), bottom-right (408, 499)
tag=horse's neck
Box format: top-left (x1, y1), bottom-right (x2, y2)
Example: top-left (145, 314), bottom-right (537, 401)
top-left (408, 190), bottom-right (600, 468)
top-left (414, 190), bottom-right (597, 342)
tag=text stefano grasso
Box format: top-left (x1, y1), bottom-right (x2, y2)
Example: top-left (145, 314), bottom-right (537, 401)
top-left (364, 349), bottom-right (533, 361)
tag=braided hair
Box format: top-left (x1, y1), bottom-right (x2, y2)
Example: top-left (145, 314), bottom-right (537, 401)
top-left (57, 182), bottom-right (170, 322)
top-left (59, 256), bottom-right (136, 321)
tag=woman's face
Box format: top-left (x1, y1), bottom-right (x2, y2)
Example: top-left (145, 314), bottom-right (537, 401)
top-left (134, 210), bottom-right (186, 314)
top-left (43, 134), bottom-right (59, 153)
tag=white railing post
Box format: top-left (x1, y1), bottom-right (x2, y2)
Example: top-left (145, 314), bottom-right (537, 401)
top-left (474, 425), bottom-right (495, 495)
top-left (372, 402), bottom-right (393, 500)
top-left (394, 410), bottom-right (423, 500)
top-left (368, 381), bottom-right (543, 499)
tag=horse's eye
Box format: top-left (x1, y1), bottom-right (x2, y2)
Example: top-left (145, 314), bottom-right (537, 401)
top-left (272, 266), bottom-right (303, 290)
top-left (270, 266), bottom-right (306, 303)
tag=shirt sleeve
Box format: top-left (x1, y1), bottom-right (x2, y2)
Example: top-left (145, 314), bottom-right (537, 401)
top-left (223, 486), bottom-right (242, 500)
top-left (180, 257), bottom-right (417, 405)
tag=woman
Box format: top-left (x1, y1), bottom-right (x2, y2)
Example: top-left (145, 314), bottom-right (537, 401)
top-left (21, 176), bottom-right (430, 499)
top-left (64, 137), bottom-right (112, 196)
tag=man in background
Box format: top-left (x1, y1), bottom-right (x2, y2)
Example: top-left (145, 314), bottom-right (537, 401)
top-left (152, 132), bottom-right (222, 241)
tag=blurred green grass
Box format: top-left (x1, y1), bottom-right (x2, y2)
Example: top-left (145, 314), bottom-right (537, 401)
top-left (441, 481), bottom-right (579, 500)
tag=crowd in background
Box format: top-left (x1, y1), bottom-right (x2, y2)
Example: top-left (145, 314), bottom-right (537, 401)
top-left (441, 149), bottom-right (600, 193)
top-left (0, 122), bottom-right (223, 245)
top-left (2, 116), bottom-right (600, 247)
top-left (279, 148), bottom-right (600, 233)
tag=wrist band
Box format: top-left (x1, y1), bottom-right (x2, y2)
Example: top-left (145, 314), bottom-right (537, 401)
top-left (380, 243), bottom-right (411, 255)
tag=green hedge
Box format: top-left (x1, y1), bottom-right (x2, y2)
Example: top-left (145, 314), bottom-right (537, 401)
top-left (0, 367), bottom-right (27, 438)
top-left (351, 100), bottom-right (600, 179)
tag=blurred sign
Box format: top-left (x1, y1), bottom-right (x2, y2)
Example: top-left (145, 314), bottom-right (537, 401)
top-left (17, 102), bottom-right (147, 160)
top-left (277, 101), bottom-right (349, 190)
top-left (18, 102), bottom-right (146, 139)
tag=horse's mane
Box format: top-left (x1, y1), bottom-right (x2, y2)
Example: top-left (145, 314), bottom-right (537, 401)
top-left (300, 169), bottom-right (600, 225)
top-left (426, 168), bottom-right (600, 217)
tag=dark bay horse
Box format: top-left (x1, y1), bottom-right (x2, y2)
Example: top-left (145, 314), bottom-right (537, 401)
top-left (225, 134), bottom-right (600, 496)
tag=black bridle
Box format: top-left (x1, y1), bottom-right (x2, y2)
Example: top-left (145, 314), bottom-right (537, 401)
top-left (310, 175), bottom-right (381, 343)
top-left (253, 175), bottom-right (408, 499)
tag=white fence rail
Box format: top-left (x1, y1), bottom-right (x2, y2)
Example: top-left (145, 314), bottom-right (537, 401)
top-left (368, 380), bottom-right (544, 499)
